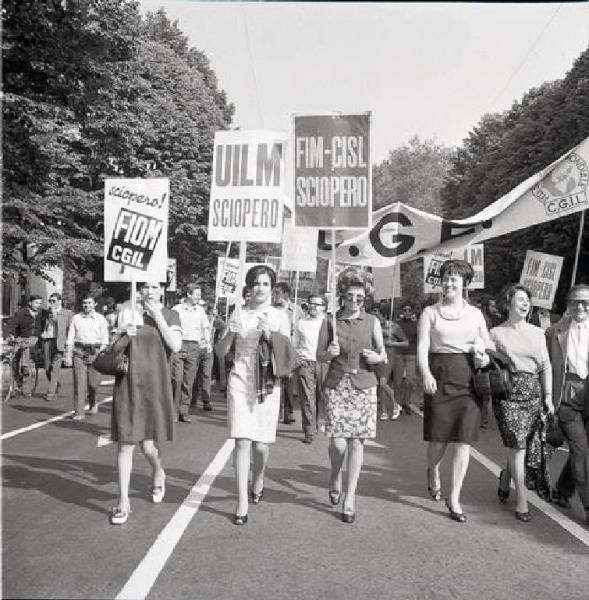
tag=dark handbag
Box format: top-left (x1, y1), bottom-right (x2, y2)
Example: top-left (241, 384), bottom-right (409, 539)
top-left (92, 335), bottom-right (130, 376)
top-left (473, 349), bottom-right (513, 401)
top-left (544, 413), bottom-right (565, 448)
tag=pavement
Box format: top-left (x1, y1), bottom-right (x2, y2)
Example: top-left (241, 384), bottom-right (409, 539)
top-left (2, 369), bottom-right (588, 600)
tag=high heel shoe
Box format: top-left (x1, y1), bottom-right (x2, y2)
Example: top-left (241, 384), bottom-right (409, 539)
top-left (427, 468), bottom-right (441, 501)
top-left (110, 506), bottom-right (131, 525)
top-left (329, 489), bottom-right (341, 506)
top-left (152, 469), bottom-right (166, 504)
top-left (497, 469), bottom-right (510, 503)
top-left (250, 488), bottom-right (264, 505)
top-left (515, 511), bottom-right (531, 522)
top-left (445, 499), bottom-right (467, 523)
top-left (232, 514), bottom-right (248, 525)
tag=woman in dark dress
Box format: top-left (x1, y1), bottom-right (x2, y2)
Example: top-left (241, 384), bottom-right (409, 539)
top-left (417, 260), bottom-right (493, 523)
top-left (110, 280), bottom-right (182, 525)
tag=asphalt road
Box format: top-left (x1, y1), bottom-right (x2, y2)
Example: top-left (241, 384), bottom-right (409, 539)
top-left (2, 369), bottom-right (588, 600)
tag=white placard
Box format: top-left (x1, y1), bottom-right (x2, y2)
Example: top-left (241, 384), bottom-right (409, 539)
top-left (519, 250), bottom-right (563, 309)
top-left (281, 218), bottom-right (318, 272)
top-left (423, 244), bottom-right (484, 293)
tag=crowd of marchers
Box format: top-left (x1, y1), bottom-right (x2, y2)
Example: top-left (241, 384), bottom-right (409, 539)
top-left (4, 262), bottom-right (589, 530)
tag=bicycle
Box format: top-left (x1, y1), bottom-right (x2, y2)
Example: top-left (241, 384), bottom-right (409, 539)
top-left (1, 337), bottom-right (39, 402)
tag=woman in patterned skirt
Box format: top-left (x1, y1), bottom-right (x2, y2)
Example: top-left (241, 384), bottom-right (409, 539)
top-left (490, 284), bottom-right (554, 521)
top-left (417, 260), bottom-right (493, 523)
top-left (316, 268), bottom-right (386, 523)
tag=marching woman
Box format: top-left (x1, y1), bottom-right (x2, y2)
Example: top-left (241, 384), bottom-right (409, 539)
top-left (215, 265), bottom-right (291, 525)
top-left (316, 267), bottom-right (387, 523)
top-left (490, 284), bottom-right (554, 521)
top-left (110, 280), bottom-right (182, 525)
top-left (417, 260), bottom-right (493, 523)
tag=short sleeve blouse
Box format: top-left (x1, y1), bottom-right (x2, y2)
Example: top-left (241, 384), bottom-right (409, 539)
top-left (490, 322), bottom-right (550, 374)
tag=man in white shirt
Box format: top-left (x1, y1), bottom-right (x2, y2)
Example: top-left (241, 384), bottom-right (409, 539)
top-left (547, 284), bottom-right (589, 525)
top-left (294, 295), bottom-right (328, 443)
top-left (172, 284), bottom-right (211, 423)
top-left (64, 293), bottom-right (109, 420)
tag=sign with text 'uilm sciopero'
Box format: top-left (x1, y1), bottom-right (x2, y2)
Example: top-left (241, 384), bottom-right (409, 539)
top-left (519, 250), bottom-right (563, 309)
top-left (104, 178), bottom-right (169, 282)
top-left (294, 113), bottom-right (371, 229)
top-left (208, 130), bottom-right (287, 243)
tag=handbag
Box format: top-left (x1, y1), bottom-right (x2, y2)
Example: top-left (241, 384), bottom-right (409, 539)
top-left (473, 349), bottom-right (513, 402)
top-left (92, 335), bottom-right (130, 376)
top-left (544, 413), bottom-right (565, 448)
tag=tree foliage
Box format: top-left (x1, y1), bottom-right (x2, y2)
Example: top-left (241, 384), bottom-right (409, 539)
top-left (2, 0), bottom-right (234, 298)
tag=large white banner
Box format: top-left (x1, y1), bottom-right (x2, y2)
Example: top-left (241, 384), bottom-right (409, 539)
top-left (104, 178), bottom-right (169, 282)
top-left (519, 250), bottom-right (563, 309)
top-left (423, 244), bottom-right (484, 293)
top-left (318, 136), bottom-right (589, 266)
top-left (208, 130), bottom-right (287, 243)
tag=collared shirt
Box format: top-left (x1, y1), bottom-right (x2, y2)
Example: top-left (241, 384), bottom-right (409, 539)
top-left (567, 320), bottom-right (589, 380)
top-left (172, 302), bottom-right (210, 343)
top-left (66, 311), bottom-right (109, 347)
top-left (42, 309), bottom-right (61, 339)
top-left (295, 315), bottom-right (325, 361)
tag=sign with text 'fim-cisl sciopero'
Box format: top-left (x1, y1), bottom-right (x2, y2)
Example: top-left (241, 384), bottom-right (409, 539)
top-left (208, 130), bottom-right (287, 243)
top-left (294, 113), bottom-right (371, 229)
top-left (104, 178), bottom-right (169, 282)
top-left (519, 250), bottom-right (563, 309)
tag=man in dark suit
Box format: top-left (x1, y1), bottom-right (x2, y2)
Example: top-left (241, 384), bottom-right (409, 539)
top-left (547, 284), bottom-right (589, 527)
top-left (39, 292), bottom-right (73, 401)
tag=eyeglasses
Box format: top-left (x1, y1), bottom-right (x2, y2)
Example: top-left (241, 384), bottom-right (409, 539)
top-left (48, 299), bottom-right (58, 303)
top-left (568, 299), bottom-right (589, 308)
top-left (344, 294), bottom-right (365, 303)
top-left (308, 302), bottom-right (324, 307)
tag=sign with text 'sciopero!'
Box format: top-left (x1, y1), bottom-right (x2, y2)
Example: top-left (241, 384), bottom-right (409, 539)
top-left (294, 113), bottom-right (371, 229)
top-left (519, 250), bottom-right (563, 309)
top-left (208, 130), bottom-right (287, 243)
top-left (104, 178), bottom-right (169, 282)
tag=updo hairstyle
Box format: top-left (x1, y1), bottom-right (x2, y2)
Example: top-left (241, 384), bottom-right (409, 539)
top-left (337, 267), bottom-right (374, 297)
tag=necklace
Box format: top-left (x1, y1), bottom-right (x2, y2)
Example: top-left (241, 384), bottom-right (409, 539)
top-left (438, 300), bottom-right (466, 321)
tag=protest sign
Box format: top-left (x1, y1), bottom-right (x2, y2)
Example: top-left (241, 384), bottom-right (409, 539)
top-left (373, 265), bottom-right (401, 300)
top-left (423, 244), bottom-right (484, 293)
top-left (104, 178), bottom-right (169, 282)
top-left (318, 135), bottom-right (589, 266)
top-left (281, 217), bottom-right (318, 272)
top-left (293, 113), bottom-right (371, 229)
top-left (208, 130), bottom-right (287, 243)
top-left (166, 258), bottom-right (177, 293)
top-left (519, 250), bottom-right (563, 309)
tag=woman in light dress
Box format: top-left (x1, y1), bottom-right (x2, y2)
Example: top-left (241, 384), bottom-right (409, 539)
top-left (216, 265), bottom-right (290, 525)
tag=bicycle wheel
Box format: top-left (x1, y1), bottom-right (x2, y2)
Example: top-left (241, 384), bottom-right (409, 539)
top-left (20, 359), bottom-right (38, 397)
top-left (1, 359), bottom-right (14, 403)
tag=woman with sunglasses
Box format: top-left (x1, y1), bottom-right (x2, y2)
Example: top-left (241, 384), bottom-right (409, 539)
top-left (491, 284), bottom-right (554, 521)
top-left (316, 267), bottom-right (386, 523)
top-left (417, 259), bottom-right (493, 523)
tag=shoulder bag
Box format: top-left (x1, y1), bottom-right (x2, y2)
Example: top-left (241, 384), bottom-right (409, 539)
top-left (92, 334), bottom-right (130, 376)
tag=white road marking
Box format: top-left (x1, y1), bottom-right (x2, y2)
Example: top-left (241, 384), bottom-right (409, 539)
top-left (365, 439), bottom-right (387, 448)
top-left (116, 438), bottom-right (235, 600)
top-left (1, 379), bottom-right (114, 441)
top-left (407, 403), bottom-right (589, 547)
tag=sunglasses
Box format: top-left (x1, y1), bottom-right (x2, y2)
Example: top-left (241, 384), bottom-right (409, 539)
top-left (49, 298), bottom-right (58, 303)
top-left (568, 299), bottom-right (589, 308)
top-left (309, 302), bottom-right (324, 306)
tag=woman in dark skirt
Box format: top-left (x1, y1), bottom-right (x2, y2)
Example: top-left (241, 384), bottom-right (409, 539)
top-left (110, 280), bottom-right (182, 525)
top-left (490, 284), bottom-right (554, 521)
top-left (417, 260), bottom-right (493, 523)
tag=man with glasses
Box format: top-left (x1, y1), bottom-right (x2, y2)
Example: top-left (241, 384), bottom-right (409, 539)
top-left (40, 293), bottom-right (73, 401)
top-left (294, 295), bottom-right (328, 443)
top-left (547, 284), bottom-right (589, 526)
top-left (64, 293), bottom-right (109, 420)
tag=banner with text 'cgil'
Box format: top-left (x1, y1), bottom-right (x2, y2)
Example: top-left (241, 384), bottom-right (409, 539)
top-left (320, 135), bottom-right (589, 266)
top-left (294, 113), bottom-right (371, 229)
top-left (208, 130), bottom-right (287, 243)
top-left (104, 178), bottom-right (169, 282)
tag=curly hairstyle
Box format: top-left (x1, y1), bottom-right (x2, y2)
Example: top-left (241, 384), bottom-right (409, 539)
top-left (336, 267), bottom-right (374, 297)
top-left (439, 259), bottom-right (474, 287)
top-left (245, 264), bottom-right (277, 289)
top-left (497, 283), bottom-right (532, 318)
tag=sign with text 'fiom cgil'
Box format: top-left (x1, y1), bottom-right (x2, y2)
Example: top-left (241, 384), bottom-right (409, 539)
top-left (208, 130), bottom-right (287, 243)
top-left (293, 113), bottom-right (371, 229)
top-left (104, 178), bottom-right (169, 282)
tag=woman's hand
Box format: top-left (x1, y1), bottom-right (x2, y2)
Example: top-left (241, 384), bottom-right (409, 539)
top-left (142, 299), bottom-right (161, 320)
top-left (362, 348), bottom-right (382, 365)
top-left (125, 323), bottom-right (137, 337)
top-left (473, 351), bottom-right (490, 370)
top-left (422, 370), bottom-right (437, 395)
top-left (228, 319), bottom-right (242, 336)
top-left (256, 314), bottom-right (271, 340)
top-left (327, 342), bottom-right (340, 358)
top-left (544, 395), bottom-right (555, 415)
